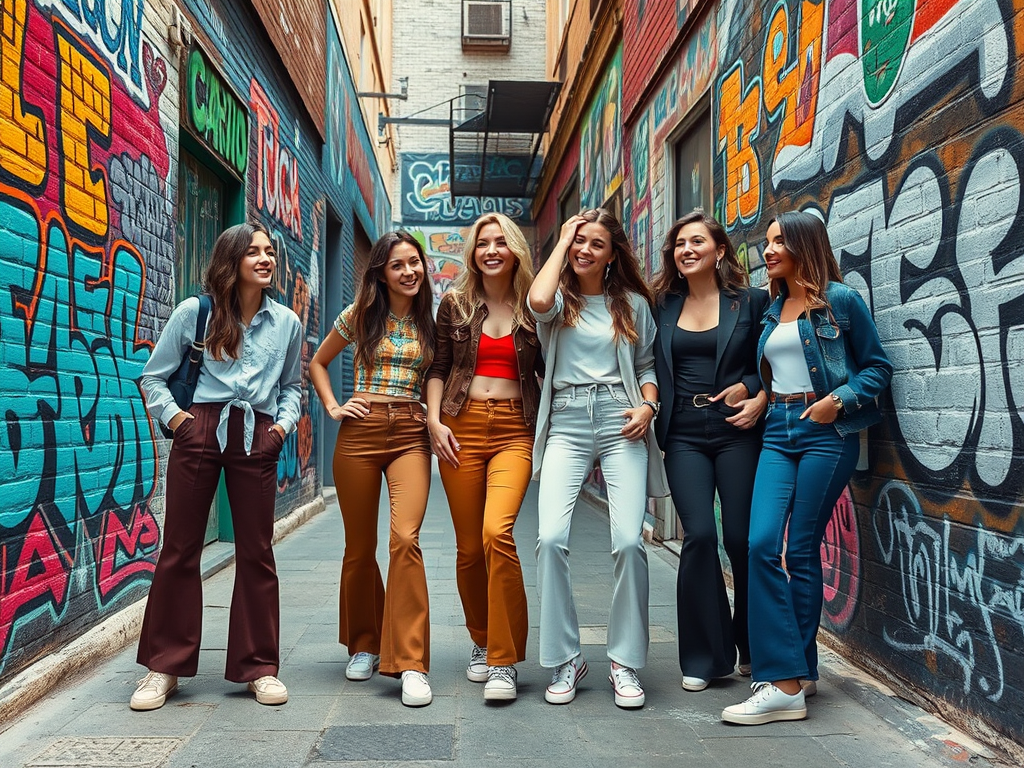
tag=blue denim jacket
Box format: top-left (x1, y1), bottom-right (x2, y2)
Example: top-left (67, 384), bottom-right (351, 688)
top-left (757, 282), bottom-right (893, 436)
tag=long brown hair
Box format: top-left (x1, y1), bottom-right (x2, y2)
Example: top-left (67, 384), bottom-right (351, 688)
top-left (561, 208), bottom-right (653, 344)
top-left (349, 230), bottom-right (436, 372)
top-left (203, 221), bottom-right (272, 361)
top-left (769, 211), bottom-right (843, 314)
top-left (650, 210), bottom-right (749, 300)
top-left (449, 213), bottom-right (536, 331)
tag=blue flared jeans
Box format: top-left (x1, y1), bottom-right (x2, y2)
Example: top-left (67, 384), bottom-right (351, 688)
top-left (747, 401), bottom-right (859, 682)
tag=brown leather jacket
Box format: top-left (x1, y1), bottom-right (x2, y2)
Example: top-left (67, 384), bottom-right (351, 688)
top-left (427, 293), bottom-right (543, 427)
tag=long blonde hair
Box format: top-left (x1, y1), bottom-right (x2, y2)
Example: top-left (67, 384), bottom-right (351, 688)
top-left (448, 213), bottom-right (536, 330)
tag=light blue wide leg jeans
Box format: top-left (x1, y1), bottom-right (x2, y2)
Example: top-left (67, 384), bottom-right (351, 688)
top-left (536, 384), bottom-right (651, 670)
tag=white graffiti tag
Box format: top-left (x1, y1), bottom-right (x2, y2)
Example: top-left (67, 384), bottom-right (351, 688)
top-left (827, 144), bottom-right (1024, 490)
top-left (873, 481), bottom-right (1024, 701)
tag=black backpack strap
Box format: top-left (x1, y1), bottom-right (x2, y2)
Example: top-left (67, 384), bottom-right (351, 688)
top-left (184, 294), bottom-right (212, 382)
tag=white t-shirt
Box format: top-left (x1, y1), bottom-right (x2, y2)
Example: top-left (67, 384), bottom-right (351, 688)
top-left (763, 321), bottom-right (813, 394)
top-left (551, 295), bottom-right (622, 389)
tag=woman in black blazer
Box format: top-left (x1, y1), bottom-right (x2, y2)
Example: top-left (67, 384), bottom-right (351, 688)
top-left (651, 210), bottom-right (768, 692)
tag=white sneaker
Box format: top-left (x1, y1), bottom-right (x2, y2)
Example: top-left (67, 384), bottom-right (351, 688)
top-left (545, 654), bottom-right (588, 704)
top-left (801, 679), bottom-right (817, 697)
top-left (484, 665), bottom-right (517, 701)
top-left (609, 663), bottom-right (645, 708)
top-left (346, 652), bottom-right (380, 681)
top-left (247, 675), bottom-right (288, 705)
top-left (681, 676), bottom-right (709, 692)
top-left (130, 671), bottom-right (178, 711)
top-left (466, 644), bottom-right (488, 682)
top-left (401, 670), bottom-right (432, 707)
top-left (722, 682), bottom-right (806, 725)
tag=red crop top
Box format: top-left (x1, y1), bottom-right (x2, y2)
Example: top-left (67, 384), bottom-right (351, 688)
top-left (475, 333), bottom-right (519, 380)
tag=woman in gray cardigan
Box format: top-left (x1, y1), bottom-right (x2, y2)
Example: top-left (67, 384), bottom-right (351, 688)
top-left (528, 208), bottom-right (668, 710)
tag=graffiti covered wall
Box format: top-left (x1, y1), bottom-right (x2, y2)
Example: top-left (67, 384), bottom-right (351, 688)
top-left (580, 45), bottom-right (624, 209)
top-left (0, 0), bottom-right (173, 679)
top-left (400, 153), bottom-right (529, 226)
top-left (707, 0), bottom-right (1024, 745)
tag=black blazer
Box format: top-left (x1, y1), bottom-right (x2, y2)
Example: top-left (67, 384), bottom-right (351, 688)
top-left (653, 286), bottom-right (769, 448)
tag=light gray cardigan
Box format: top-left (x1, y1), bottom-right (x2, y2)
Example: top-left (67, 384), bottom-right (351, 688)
top-left (531, 290), bottom-right (670, 498)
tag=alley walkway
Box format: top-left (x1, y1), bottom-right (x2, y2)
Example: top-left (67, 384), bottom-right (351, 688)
top-left (0, 469), bottom-right (1007, 767)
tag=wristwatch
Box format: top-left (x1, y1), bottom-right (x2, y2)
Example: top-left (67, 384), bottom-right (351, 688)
top-left (830, 393), bottom-right (844, 412)
top-left (642, 400), bottom-right (661, 417)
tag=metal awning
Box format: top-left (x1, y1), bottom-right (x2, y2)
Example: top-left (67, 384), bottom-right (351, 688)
top-left (449, 80), bottom-right (561, 199)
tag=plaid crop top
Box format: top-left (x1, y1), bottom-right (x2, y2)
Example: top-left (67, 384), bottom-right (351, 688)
top-left (334, 304), bottom-right (425, 399)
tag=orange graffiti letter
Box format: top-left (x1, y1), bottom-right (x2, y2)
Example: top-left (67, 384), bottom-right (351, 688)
top-left (717, 63), bottom-right (762, 228)
top-left (56, 27), bottom-right (111, 238)
top-left (761, 0), bottom-right (823, 158)
top-left (0, 0), bottom-right (46, 185)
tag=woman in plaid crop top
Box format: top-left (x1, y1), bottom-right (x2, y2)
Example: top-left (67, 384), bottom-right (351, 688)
top-left (309, 230), bottom-right (437, 708)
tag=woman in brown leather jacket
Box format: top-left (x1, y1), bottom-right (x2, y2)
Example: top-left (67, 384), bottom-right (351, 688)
top-left (425, 212), bottom-right (542, 702)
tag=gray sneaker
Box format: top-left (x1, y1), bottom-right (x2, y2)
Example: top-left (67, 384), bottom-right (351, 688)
top-left (346, 652), bottom-right (380, 681)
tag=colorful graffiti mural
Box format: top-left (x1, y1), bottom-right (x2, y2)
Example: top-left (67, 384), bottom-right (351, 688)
top-left (407, 226), bottom-right (469, 305)
top-left (580, 45), bottom-right (623, 209)
top-left (0, 0), bottom-right (170, 677)
top-left (249, 78), bottom-right (304, 241)
top-left (401, 153), bottom-right (529, 225)
top-left (625, 10), bottom-right (718, 276)
top-left (709, 0), bottom-right (1024, 744)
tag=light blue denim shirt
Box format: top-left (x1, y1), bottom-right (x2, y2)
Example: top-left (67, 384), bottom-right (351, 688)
top-left (139, 294), bottom-right (303, 454)
top-left (757, 281), bottom-right (893, 437)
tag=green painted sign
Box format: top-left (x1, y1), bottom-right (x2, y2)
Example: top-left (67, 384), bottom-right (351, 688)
top-left (185, 47), bottom-right (248, 177)
top-left (860, 0), bottom-right (916, 105)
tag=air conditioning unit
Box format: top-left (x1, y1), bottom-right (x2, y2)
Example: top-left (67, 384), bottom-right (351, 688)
top-left (463, 1), bottom-right (510, 41)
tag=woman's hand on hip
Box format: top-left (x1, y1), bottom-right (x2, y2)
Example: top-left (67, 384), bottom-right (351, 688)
top-left (620, 405), bottom-right (654, 441)
top-left (428, 419), bottom-right (461, 468)
top-left (328, 397), bottom-right (371, 422)
top-left (725, 390), bottom-right (768, 430)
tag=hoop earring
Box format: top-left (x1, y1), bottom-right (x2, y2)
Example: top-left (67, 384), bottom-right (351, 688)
top-left (715, 258), bottom-right (722, 269)
top-left (677, 270), bottom-right (684, 279)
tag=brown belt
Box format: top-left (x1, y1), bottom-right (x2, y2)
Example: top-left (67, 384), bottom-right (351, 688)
top-left (770, 391), bottom-right (817, 404)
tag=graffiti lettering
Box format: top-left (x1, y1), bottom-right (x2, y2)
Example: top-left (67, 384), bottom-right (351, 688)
top-left (38, 0), bottom-right (149, 108)
top-left (827, 137), bottom-right (1024, 496)
top-left (186, 48), bottom-right (248, 177)
top-left (873, 481), bottom-right (1024, 701)
top-left (0, 0), bottom-right (47, 187)
top-left (821, 487), bottom-right (860, 630)
top-left (715, 61), bottom-right (761, 227)
top-left (249, 79), bottom-right (303, 241)
top-left (56, 25), bottom-right (112, 240)
top-left (401, 155), bottom-right (527, 224)
top-left (109, 153), bottom-right (174, 341)
top-left (772, 0), bottom-right (1008, 186)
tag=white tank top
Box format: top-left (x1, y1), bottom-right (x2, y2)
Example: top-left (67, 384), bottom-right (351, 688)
top-left (763, 321), bottom-right (813, 394)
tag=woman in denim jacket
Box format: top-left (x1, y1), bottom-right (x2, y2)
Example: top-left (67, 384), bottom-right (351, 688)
top-left (722, 211), bottom-right (892, 726)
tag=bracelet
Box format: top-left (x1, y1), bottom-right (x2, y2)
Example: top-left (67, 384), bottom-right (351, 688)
top-left (642, 399), bottom-right (661, 417)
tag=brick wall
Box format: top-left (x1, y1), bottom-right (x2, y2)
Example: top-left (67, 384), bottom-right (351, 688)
top-left (620, 0), bottom-right (1024, 751)
top-left (0, 0), bottom-right (389, 688)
